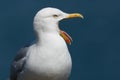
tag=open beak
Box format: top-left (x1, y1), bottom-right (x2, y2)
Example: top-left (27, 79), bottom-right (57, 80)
top-left (60, 13), bottom-right (84, 45)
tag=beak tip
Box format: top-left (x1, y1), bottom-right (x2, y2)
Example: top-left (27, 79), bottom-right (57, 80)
top-left (79, 14), bottom-right (84, 19)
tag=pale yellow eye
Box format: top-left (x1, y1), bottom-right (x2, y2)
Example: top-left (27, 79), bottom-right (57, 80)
top-left (53, 15), bottom-right (58, 18)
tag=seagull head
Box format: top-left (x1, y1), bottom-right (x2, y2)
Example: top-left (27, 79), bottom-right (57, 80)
top-left (34, 7), bottom-right (83, 44)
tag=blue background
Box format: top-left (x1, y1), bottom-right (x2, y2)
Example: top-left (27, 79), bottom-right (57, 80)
top-left (0, 0), bottom-right (120, 80)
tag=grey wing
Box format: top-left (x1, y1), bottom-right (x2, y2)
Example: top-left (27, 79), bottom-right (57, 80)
top-left (10, 47), bottom-right (29, 80)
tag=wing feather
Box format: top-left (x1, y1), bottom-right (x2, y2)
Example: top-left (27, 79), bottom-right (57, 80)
top-left (10, 46), bottom-right (29, 80)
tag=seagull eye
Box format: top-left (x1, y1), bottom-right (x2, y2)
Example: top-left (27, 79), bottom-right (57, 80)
top-left (53, 14), bottom-right (58, 18)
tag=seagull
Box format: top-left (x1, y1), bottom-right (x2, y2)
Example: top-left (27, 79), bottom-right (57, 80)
top-left (10, 7), bottom-right (83, 80)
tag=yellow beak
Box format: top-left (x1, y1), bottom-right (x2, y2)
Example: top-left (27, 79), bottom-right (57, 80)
top-left (60, 13), bottom-right (84, 45)
top-left (67, 13), bottom-right (84, 19)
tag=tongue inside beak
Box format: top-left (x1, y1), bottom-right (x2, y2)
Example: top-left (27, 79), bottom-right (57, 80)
top-left (60, 30), bottom-right (72, 45)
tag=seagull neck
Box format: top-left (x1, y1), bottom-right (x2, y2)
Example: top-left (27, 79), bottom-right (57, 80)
top-left (34, 24), bottom-right (60, 45)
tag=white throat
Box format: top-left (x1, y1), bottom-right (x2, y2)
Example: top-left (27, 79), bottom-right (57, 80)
top-left (33, 21), bottom-right (66, 47)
